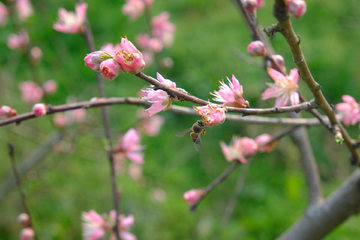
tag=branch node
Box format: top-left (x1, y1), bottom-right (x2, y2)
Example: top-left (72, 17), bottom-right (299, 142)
top-left (297, 35), bottom-right (301, 45)
top-left (263, 23), bottom-right (280, 39)
top-left (315, 84), bottom-right (322, 91)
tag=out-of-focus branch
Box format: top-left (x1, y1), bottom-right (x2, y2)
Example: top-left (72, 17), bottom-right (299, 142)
top-left (273, 0), bottom-right (360, 165)
top-left (8, 143), bottom-right (38, 240)
top-left (277, 168), bottom-right (360, 240)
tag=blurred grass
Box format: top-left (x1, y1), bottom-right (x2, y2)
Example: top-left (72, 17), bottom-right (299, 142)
top-left (1, 0), bottom-right (360, 239)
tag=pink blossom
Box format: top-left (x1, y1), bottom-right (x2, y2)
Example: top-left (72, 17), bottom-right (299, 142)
top-left (122, 0), bottom-right (145, 21)
top-left (210, 75), bottom-right (249, 108)
top-left (194, 104), bottom-right (226, 127)
top-left (151, 12), bottom-right (176, 47)
top-left (19, 81), bottom-right (44, 103)
top-left (84, 51), bottom-right (112, 72)
top-left (335, 95), bottom-right (360, 126)
top-left (100, 59), bottom-right (122, 80)
top-left (156, 72), bottom-right (177, 88)
top-left (17, 213), bottom-right (30, 226)
top-left (285, 0), bottom-right (307, 18)
top-left (242, 0), bottom-right (258, 13)
top-left (0, 2), bottom-right (8, 27)
top-left (32, 103), bottom-right (47, 117)
top-left (100, 43), bottom-right (121, 56)
top-left (267, 54), bottom-right (286, 73)
top-left (53, 113), bottom-right (67, 128)
top-left (20, 227), bottom-right (34, 240)
top-left (81, 210), bottom-right (106, 240)
top-left (7, 29), bottom-right (29, 50)
top-left (135, 33), bottom-right (151, 49)
top-left (115, 128), bottom-right (144, 164)
top-left (220, 136), bottom-right (258, 163)
top-left (247, 40), bottom-right (266, 57)
top-left (255, 133), bottom-right (277, 152)
top-left (261, 68), bottom-right (299, 107)
top-left (42, 80), bottom-right (58, 94)
top-left (141, 89), bottom-right (171, 117)
top-left (16, 0), bottom-right (33, 21)
top-left (53, 3), bottom-right (87, 34)
top-left (30, 47), bottom-right (43, 65)
top-left (109, 211), bottom-right (137, 240)
top-left (148, 38), bottom-right (163, 53)
top-left (128, 163), bottom-right (143, 181)
top-left (115, 37), bottom-right (146, 74)
top-left (0, 105), bottom-right (17, 118)
top-left (256, 0), bottom-right (265, 8)
top-left (137, 110), bottom-right (165, 136)
top-left (183, 189), bottom-right (205, 205)
top-left (73, 108), bottom-right (86, 122)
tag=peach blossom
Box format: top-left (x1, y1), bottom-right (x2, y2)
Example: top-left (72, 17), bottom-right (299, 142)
top-left (16, 0), bottom-right (33, 21)
top-left (19, 81), bottom-right (43, 103)
top-left (115, 37), bottom-right (145, 74)
top-left (53, 3), bottom-right (87, 34)
top-left (335, 95), bottom-right (360, 126)
top-left (194, 104), bottom-right (227, 126)
top-left (183, 189), bottom-right (205, 205)
top-left (0, 105), bottom-right (17, 118)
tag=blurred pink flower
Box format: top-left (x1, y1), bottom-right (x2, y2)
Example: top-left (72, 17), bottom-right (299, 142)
top-left (100, 59), bottom-right (122, 80)
top-left (128, 163), bottom-right (143, 181)
top-left (81, 210), bottom-right (106, 240)
top-left (53, 113), bottom-right (67, 128)
top-left (210, 75), bottom-right (249, 108)
top-left (151, 12), bottom-right (176, 47)
top-left (150, 188), bottom-right (167, 202)
top-left (242, 0), bottom-right (258, 13)
top-left (159, 57), bottom-right (174, 69)
top-left (42, 79), bottom-right (58, 94)
top-left (115, 128), bottom-right (144, 164)
top-left (255, 133), bottom-right (277, 153)
top-left (100, 43), bottom-right (121, 55)
top-left (16, 0), bottom-right (33, 21)
top-left (7, 29), bottom-right (29, 50)
top-left (20, 227), bottom-right (34, 240)
top-left (17, 213), bottom-right (30, 226)
top-left (267, 54), bottom-right (286, 73)
top-left (247, 40), bottom-right (266, 57)
top-left (19, 81), bottom-right (44, 103)
top-left (335, 95), bottom-right (360, 126)
top-left (256, 0), bottom-right (265, 8)
top-left (32, 103), bottom-right (47, 117)
top-left (137, 110), bottom-right (165, 136)
top-left (30, 47), bottom-right (43, 65)
top-left (0, 2), bottom-right (8, 27)
top-left (135, 33), bottom-right (151, 49)
top-left (285, 0), bottom-right (307, 18)
top-left (194, 104), bottom-right (226, 126)
top-left (0, 105), bottom-right (17, 118)
top-left (220, 136), bottom-right (258, 163)
top-left (122, 0), bottom-right (145, 21)
top-left (73, 108), bottom-right (86, 122)
top-left (115, 37), bottom-right (145, 74)
top-left (261, 68), bottom-right (299, 107)
top-left (53, 3), bottom-right (87, 34)
top-left (183, 189), bottom-right (205, 205)
top-left (109, 211), bottom-right (137, 240)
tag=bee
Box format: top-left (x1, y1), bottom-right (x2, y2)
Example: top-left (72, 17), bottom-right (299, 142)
top-left (176, 120), bottom-right (206, 151)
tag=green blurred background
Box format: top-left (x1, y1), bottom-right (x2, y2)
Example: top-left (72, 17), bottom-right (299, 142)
top-left (1, 0), bottom-right (360, 239)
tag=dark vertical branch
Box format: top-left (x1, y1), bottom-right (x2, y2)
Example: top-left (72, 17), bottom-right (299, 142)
top-left (8, 143), bottom-right (38, 240)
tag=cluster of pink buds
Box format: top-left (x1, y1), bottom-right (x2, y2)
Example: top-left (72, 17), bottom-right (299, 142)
top-left (53, 3), bottom-right (87, 34)
top-left (17, 213), bottom-right (35, 240)
top-left (285, 0), bottom-right (307, 19)
top-left (81, 210), bottom-right (136, 240)
top-left (242, 0), bottom-right (265, 14)
top-left (0, 105), bottom-right (17, 118)
top-left (194, 103), bottom-right (227, 127)
top-left (122, 0), bottom-right (153, 21)
top-left (335, 95), bottom-right (360, 126)
top-left (84, 37), bottom-right (145, 79)
top-left (32, 103), bottom-right (47, 117)
top-left (262, 68), bottom-right (299, 107)
top-left (141, 72), bottom-right (181, 117)
top-left (183, 189), bottom-right (206, 205)
top-left (7, 29), bottom-right (29, 51)
top-left (247, 40), bottom-right (267, 57)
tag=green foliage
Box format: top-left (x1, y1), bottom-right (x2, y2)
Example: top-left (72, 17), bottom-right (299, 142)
top-left (0, 0), bottom-right (360, 239)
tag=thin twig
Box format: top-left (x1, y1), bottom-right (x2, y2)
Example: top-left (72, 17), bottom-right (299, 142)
top-left (8, 143), bottom-right (38, 240)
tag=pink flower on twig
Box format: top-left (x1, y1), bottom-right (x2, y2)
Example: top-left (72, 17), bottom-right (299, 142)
top-left (19, 81), bottom-right (44, 103)
top-left (261, 68), bottom-right (299, 107)
top-left (194, 104), bottom-right (227, 127)
top-left (247, 40), bottom-right (266, 57)
top-left (81, 210), bottom-right (106, 240)
top-left (7, 29), bottom-right (29, 51)
top-left (115, 37), bottom-right (146, 74)
top-left (183, 189), bottom-right (205, 205)
top-left (210, 75), bottom-right (249, 108)
top-left (151, 12), bottom-right (176, 47)
top-left (0, 105), bottom-right (17, 118)
top-left (32, 103), bottom-right (47, 117)
top-left (285, 0), bottom-right (307, 19)
top-left (109, 211), bottom-right (137, 240)
top-left (20, 227), bottom-right (34, 240)
top-left (335, 95), bottom-right (360, 126)
top-left (53, 3), bottom-right (87, 34)
top-left (255, 133), bottom-right (277, 153)
top-left (114, 128), bottom-right (144, 165)
top-left (220, 136), bottom-right (258, 163)
top-left (122, 0), bottom-right (145, 21)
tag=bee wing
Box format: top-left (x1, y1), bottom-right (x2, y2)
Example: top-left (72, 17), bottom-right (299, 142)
top-left (194, 134), bottom-right (201, 151)
top-left (175, 128), bottom-right (192, 137)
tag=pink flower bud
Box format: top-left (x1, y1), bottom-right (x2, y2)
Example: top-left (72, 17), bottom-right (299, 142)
top-left (100, 59), bottom-right (122, 80)
top-left (19, 81), bottom-right (44, 103)
top-left (247, 40), bottom-right (266, 57)
top-left (285, 0), bottom-right (307, 19)
top-left (32, 103), bottom-right (47, 117)
top-left (0, 2), bottom-right (8, 28)
top-left (17, 213), bottom-right (30, 226)
top-left (42, 80), bottom-right (58, 94)
top-left (183, 189), bottom-right (205, 205)
top-left (255, 133), bottom-right (277, 152)
top-left (240, 137), bottom-right (258, 156)
top-left (84, 51), bottom-right (111, 71)
top-left (0, 105), bottom-right (17, 118)
top-left (267, 54), bottom-right (286, 73)
top-left (116, 37), bottom-right (146, 74)
top-left (194, 104), bottom-right (227, 127)
top-left (242, 0), bottom-right (258, 13)
top-left (20, 227), bottom-right (34, 240)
